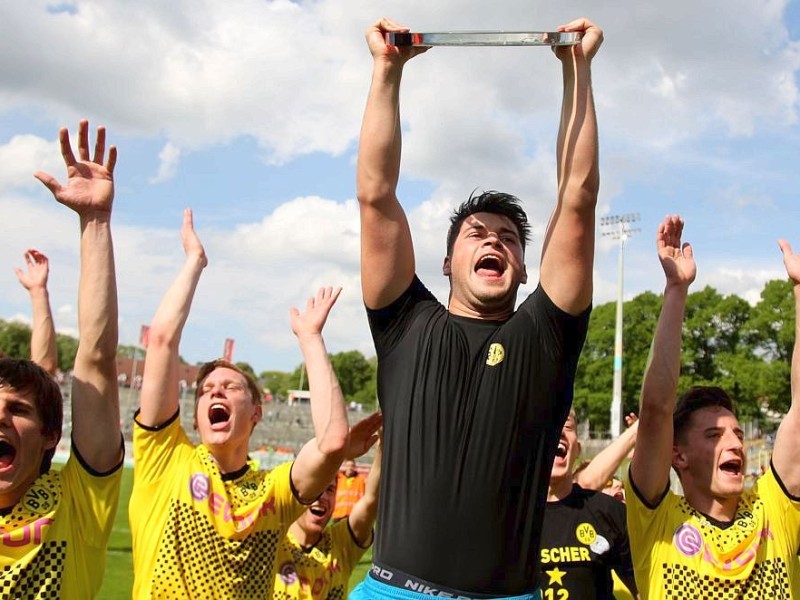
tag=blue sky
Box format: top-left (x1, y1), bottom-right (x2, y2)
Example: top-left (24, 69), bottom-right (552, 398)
top-left (1, 0), bottom-right (799, 374)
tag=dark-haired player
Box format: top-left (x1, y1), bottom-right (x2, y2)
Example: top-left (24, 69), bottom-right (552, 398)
top-left (352, 15), bottom-right (603, 599)
top-left (0, 120), bottom-right (123, 597)
top-left (627, 215), bottom-right (800, 598)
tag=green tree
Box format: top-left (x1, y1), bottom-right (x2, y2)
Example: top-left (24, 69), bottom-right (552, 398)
top-left (117, 344), bottom-right (145, 361)
top-left (0, 319), bottom-right (32, 360)
top-left (748, 279), bottom-right (795, 361)
top-left (330, 351), bottom-right (374, 400)
top-left (235, 361), bottom-right (258, 383)
top-left (260, 370), bottom-right (294, 401)
top-left (348, 355), bottom-right (378, 410)
top-left (56, 333), bottom-right (79, 372)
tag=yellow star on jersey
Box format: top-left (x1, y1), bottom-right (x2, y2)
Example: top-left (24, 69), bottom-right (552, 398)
top-left (546, 567), bottom-right (567, 586)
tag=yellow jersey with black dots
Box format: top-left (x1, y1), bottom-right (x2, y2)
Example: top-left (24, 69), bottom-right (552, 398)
top-left (0, 447), bottom-right (122, 599)
top-left (625, 464), bottom-right (800, 599)
top-left (130, 410), bottom-right (305, 599)
top-left (273, 519), bottom-right (369, 599)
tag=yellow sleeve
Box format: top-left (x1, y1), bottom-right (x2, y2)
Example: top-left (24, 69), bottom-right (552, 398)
top-left (60, 447), bottom-right (123, 549)
top-left (757, 464), bottom-right (800, 553)
top-left (132, 409), bottom-right (194, 484)
top-left (330, 518), bottom-right (370, 581)
top-left (624, 467), bottom-right (674, 582)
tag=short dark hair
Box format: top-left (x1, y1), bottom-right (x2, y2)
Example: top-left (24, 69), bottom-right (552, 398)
top-left (193, 359), bottom-right (262, 428)
top-left (446, 190), bottom-right (531, 256)
top-left (673, 386), bottom-right (736, 444)
top-left (0, 358), bottom-right (63, 473)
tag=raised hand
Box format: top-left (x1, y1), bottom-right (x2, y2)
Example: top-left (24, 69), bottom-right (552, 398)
top-left (290, 286), bottom-right (342, 338)
top-left (345, 411), bottom-right (383, 460)
top-left (555, 17), bottom-right (603, 62)
top-left (778, 239), bottom-right (800, 285)
top-left (365, 17), bottom-right (428, 65)
top-left (15, 249), bottom-right (49, 291)
top-left (656, 215), bottom-right (696, 287)
top-left (34, 119), bottom-right (117, 217)
top-left (180, 208), bottom-right (208, 268)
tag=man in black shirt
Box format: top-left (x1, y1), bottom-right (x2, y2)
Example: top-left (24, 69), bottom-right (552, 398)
top-left (540, 411), bottom-right (637, 599)
top-left (353, 15), bottom-right (603, 599)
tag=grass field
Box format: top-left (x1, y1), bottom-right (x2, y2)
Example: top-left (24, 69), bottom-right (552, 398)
top-left (97, 467), bottom-right (372, 598)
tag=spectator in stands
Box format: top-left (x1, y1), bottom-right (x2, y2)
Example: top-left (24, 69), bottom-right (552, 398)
top-left (539, 409), bottom-right (638, 599)
top-left (332, 458), bottom-right (367, 521)
top-left (15, 249), bottom-right (57, 376)
top-left (0, 120), bottom-right (123, 597)
top-left (129, 209), bottom-right (350, 599)
top-left (627, 215), bottom-right (800, 598)
top-left (274, 416), bottom-right (383, 599)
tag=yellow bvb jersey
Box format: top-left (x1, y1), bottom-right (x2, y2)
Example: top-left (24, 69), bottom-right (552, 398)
top-left (273, 518), bottom-right (369, 600)
top-left (129, 412), bottom-right (305, 599)
top-left (0, 450), bottom-right (122, 599)
top-left (625, 465), bottom-right (800, 599)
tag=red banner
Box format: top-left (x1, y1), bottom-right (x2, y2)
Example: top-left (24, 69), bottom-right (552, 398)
top-left (139, 325), bottom-right (151, 348)
top-left (223, 338), bottom-right (235, 361)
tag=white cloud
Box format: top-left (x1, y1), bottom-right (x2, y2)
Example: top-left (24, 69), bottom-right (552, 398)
top-left (0, 135), bottom-right (60, 192)
top-left (148, 142), bottom-right (182, 184)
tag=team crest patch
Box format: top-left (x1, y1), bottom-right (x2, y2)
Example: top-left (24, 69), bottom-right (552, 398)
top-left (23, 484), bottom-right (56, 514)
top-left (576, 522), bottom-right (597, 545)
top-left (486, 343), bottom-right (505, 366)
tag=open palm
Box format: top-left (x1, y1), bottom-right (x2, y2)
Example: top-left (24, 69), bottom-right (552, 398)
top-left (34, 120), bottom-right (116, 216)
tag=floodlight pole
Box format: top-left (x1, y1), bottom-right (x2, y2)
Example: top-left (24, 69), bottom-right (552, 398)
top-left (601, 214), bottom-right (640, 438)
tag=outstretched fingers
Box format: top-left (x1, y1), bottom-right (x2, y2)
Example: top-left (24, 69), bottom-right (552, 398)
top-left (32, 170), bottom-right (62, 197)
top-left (77, 119), bottom-right (90, 162)
top-left (92, 125), bottom-right (106, 164)
top-left (59, 126), bottom-right (77, 167)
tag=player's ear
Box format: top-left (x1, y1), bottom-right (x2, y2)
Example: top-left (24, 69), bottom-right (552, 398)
top-left (672, 445), bottom-right (688, 471)
top-left (442, 256), bottom-right (451, 277)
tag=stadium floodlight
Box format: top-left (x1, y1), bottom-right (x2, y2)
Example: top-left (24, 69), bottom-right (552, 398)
top-left (601, 213), bottom-right (640, 438)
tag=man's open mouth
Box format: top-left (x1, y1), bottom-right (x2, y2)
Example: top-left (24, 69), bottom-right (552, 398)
top-left (0, 440), bottom-right (16, 469)
top-left (309, 505), bottom-right (327, 517)
top-left (720, 459), bottom-right (742, 476)
top-left (475, 255), bottom-right (505, 276)
top-left (555, 441), bottom-right (568, 459)
top-left (209, 404), bottom-right (231, 426)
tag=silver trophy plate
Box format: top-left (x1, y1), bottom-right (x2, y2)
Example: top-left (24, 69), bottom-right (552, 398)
top-left (385, 31), bottom-right (581, 47)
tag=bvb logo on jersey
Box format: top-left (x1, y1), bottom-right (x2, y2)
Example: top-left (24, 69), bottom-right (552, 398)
top-left (23, 484), bottom-right (56, 514)
top-left (576, 522), bottom-right (597, 545)
top-left (486, 343), bottom-right (505, 366)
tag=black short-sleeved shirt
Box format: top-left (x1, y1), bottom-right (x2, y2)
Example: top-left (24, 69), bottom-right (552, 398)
top-left (367, 277), bottom-right (590, 594)
top-left (538, 485), bottom-right (635, 599)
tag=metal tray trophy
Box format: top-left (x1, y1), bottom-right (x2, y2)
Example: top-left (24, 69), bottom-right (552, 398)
top-left (385, 31), bottom-right (581, 47)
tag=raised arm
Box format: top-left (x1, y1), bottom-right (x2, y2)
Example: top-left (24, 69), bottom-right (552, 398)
top-left (289, 287), bottom-right (350, 502)
top-left (348, 434), bottom-right (383, 546)
top-left (772, 239), bottom-right (800, 496)
top-left (630, 216), bottom-right (695, 504)
top-left (34, 120), bottom-right (121, 472)
top-left (356, 18), bottom-right (427, 309)
top-left (138, 209), bottom-right (207, 427)
top-left (344, 410), bottom-right (382, 460)
top-left (15, 249), bottom-right (57, 376)
top-left (539, 18), bottom-right (602, 315)
top-left (575, 413), bottom-right (638, 491)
